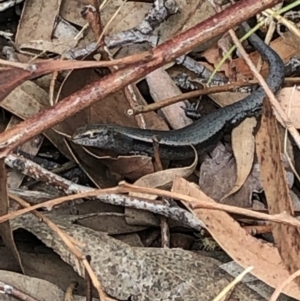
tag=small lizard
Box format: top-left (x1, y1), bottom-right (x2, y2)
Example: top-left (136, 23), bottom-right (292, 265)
top-left (71, 22), bottom-right (285, 160)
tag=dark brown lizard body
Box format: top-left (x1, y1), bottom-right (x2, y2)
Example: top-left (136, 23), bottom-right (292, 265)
top-left (72, 22), bottom-right (285, 160)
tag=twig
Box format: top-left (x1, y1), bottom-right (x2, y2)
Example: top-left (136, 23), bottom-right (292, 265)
top-left (9, 193), bottom-right (107, 301)
top-left (128, 80), bottom-right (258, 115)
top-left (119, 182), bottom-right (300, 227)
top-left (4, 153), bottom-right (205, 231)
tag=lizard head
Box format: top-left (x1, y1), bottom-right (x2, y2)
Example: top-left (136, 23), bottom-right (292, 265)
top-left (71, 124), bottom-right (114, 148)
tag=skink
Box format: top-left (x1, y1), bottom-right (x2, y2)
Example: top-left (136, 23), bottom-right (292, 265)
top-left (72, 22), bottom-right (285, 160)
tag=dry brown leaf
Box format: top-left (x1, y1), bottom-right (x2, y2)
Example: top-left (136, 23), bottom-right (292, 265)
top-left (256, 99), bottom-right (300, 285)
top-left (276, 87), bottom-right (300, 128)
top-left (163, 0), bottom-right (215, 42)
top-left (0, 80), bottom-right (92, 177)
top-left (20, 39), bottom-right (80, 56)
top-left (16, 0), bottom-right (62, 47)
top-left (172, 177), bottom-right (300, 299)
top-left (199, 143), bottom-right (236, 202)
top-left (209, 90), bottom-right (248, 108)
top-left (63, 0), bottom-right (150, 29)
top-left (278, 28), bottom-right (300, 52)
top-left (202, 33), bottom-right (237, 81)
top-left (60, 0), bottom-right (94, 27)
top-left (0, 270), bottom-right (87, 301)
top-left (0, 81), bottom-right (71, 186)
top-left (233, 36), bottom-right (297, 79)
top-left (146, 68), bottom-right (193, 128)
top-left (0, 79), bottom-right (111, 187)
top-left (202, 46), bottom-right (234, 81)
top-left (68, 145), bottom-right (118, 188)
top-left (16, 0), bottom-right (83, 55)
top-left (98, 155), bottom-right (154, 182)
top-left (1, 81), bottom-right (48, 118)
top-left (221, 117), bottom-right (256, 200)
top-left (199, 143), bottom-right (262, 207)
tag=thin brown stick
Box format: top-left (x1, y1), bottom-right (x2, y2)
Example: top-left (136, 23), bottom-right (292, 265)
top-left (129, 80), bottom-right (258, 114)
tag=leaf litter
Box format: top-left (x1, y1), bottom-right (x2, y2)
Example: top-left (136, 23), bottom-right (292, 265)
top-left (1, 0), bottom-right (300, 301)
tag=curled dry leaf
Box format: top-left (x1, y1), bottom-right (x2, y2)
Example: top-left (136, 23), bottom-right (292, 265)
top-left (98, 155), bottom-right (155, 182)
top-left (72, 212), bottom-right (148, 235)
top-left (276, 26), bottom-right (300, 52)
top-left (202, 46), bottom-right (234, 81)
top-left (125, 149), bottom-right (198, 226)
